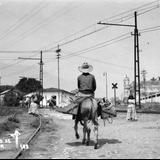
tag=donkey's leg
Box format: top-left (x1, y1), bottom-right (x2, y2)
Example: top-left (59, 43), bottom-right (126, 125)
top-left (74, 119), bottom-right (80, 139)
top-left (93, 124), bottom-right (99, 149)
top-left (86, 127), bottom-right (91, 146)
top-left (82, 120), bottom-right (87, 144)
top-left (93, 113), bottom-right (99, 149)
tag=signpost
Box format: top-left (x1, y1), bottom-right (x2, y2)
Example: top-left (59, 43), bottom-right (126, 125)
top-left (112, 83), bottom-right (118, 107)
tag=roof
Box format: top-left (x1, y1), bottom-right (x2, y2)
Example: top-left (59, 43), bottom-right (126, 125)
top-left (0, 89), bottom-right (11, 95)
top-left (0, 89), bottom-right (24, 96)
top-left (43, 88), bottom-right (74, 95)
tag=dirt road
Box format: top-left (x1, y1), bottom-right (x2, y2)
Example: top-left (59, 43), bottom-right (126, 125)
top-left (21, 109), bottom-right (160, 159)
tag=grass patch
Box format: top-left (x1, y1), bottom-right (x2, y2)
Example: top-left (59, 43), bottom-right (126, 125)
top-left (0, 119), bottom-right (20, 135)
top-left (30, 117), bottom-right (40, 128)
top-left (0, 115), bottom-right (20, 135)
top-left (8, 116), bottom-right (20, 123)
top-left (0, 106), bottom-right (26, 116)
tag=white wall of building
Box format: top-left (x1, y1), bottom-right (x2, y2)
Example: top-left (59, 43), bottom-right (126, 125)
top-left (26, 91), bottom-right (74, 107)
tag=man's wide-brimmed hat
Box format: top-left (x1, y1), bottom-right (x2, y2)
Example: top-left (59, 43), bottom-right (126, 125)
top-left (78, 62), bottom-right (93, 73)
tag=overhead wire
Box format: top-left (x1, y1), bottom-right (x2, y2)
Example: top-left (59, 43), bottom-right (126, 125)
top-left (1, 23), bottom-right (160, 72)
top-left (76, 55), bottom-right (133, 70)
top-left (0, 0), bottom-right (160, 78)
top-left (0, 0), bottom-right (159, 54)
top-left (45, 0), bottom-right (160, 50)
top-left (60, 33), bottom-right (132, 59)
top-left (43, 0), bottom-right (160, 52)
top-left (0, 0), bottom-right (48, 41)
top-left (4, 2), bottom-right (84, 49)
top-left (0, 52), bottom-right (40, 70)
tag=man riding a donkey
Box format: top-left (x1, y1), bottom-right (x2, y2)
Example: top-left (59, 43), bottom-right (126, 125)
top-left (56, 62), bottom-right (117, 149)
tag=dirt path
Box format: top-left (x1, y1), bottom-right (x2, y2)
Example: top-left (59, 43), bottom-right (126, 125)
top-left (21, 109), bottom-right (160, 159)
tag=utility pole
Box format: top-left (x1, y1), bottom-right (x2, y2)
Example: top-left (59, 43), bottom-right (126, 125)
top-left (98, 11), bottom-right (141, 109)
top-left (18, 51), bottom-right (44, 105)
top-left (103, 72), bottom-right (108, 99)
top-left (0, 76), bottom-right (1, 106)
top-left (56, 45), bottom-right (61, 107)
top-left (112, 83), bottom-right (118, 107)
top-left (39, 51), bottom-right (44, 100)
top-left (132, 12), bottom-right (141, 109)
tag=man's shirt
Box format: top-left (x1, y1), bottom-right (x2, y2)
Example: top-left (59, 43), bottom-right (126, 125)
top-left (77, 73), bottom-right (96, 94)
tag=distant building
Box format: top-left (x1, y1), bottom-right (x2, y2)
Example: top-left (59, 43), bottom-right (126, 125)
top-left (128, 78), bottom-right (160, 103)
top-left (123, 75), bottom-right (131, 103)
top-left (0, 89), bottom-right (24, 106)
top-left (26, 88), bottom-right (75, 107)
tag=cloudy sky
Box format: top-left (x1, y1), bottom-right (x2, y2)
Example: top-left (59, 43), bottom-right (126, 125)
top-left (0, 0), bottom-right (160, 98)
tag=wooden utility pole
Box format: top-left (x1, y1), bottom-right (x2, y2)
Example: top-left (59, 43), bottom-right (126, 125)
top-left (98, 11), bottom-right (141, 109)
top-left (56, 45), bottom-right (61, 107)
top-left (39, 51), bottom-right (44, 99)
top-left (132, 12), bottom-right (141, 108)
top-left (0, 76), bottom-right (1, 106)
top-left (112, 83), bottom-right (118, 107)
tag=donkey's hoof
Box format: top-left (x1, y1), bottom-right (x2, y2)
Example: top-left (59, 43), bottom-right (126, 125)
top-left (94, 143), bottom-right (99, 149)
top-left (86, 141), bottom-right (90, 146)
top-left (75, 133), bottom-right (80, 139)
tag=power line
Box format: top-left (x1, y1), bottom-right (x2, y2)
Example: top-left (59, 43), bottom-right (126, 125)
top-left (61, 33), bottom-right (132, 59)
top-left (43, 0), bottom-right (160, 52)
top-left (140, 25), bottom-right (160, 33)
top-left (101, 0), bottom-right (160, 22)
top-left (0, 50), bottom-right (39, 53)
top-left (4, 2), bottom-right (83, 49)
top-left (45, 0), bottom-right (160, 51)
top-left (0, 52), bottom-right (39, 70)
top-left (0, 0), bottom-right (158, 54)
top-left (0, 1), bottom-right (48, 41)
top-left (76, 55), bottom-right (133, 70)
top-left (0, 23), bottom-right (160, 70)
top-left (0, 24), bottom-right (159, 54)
top-left (0, 1), bottom-right (160, 74)
top-left (0, 0), bottom-right (157, 53)
top-left (1, 23), bottom-right (159, 79)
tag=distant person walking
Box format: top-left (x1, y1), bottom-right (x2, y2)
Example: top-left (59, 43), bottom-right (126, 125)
top-left (126, 94), bottom-right (138, 121)
top-left (28, 95), bottom-right (39, 116)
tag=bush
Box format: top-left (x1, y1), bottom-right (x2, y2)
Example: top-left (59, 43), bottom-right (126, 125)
top-left (3, 91), bottom-right (21, 106)
top-left (8, 117), bottom-right (20, 123)
top-left (0, 121), bottom-right (19, 135)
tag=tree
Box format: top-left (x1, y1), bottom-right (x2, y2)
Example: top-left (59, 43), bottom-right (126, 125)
top-left (15, 77), bottom-right (42, 94)
top-left (3, 90), bottom-right (23, 106)
top-left (0, 85), bottom-right (14, 93)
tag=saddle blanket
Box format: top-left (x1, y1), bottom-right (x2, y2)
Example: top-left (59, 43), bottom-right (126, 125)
top-left (55, 103), bottom-right (78, 115)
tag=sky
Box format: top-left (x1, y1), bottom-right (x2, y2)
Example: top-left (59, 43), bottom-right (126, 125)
top-left (0, 0), bottom-right (160, 98)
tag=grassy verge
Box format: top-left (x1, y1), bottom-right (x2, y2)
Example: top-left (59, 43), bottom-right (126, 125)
top-left (0, 116), bottom-right (20, 135)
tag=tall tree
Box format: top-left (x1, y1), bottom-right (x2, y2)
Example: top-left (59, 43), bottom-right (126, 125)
top-left (15, 77), bottom-right (42, 94)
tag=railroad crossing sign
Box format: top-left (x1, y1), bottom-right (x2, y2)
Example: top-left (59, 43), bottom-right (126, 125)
top-left (112, 83), bottom-right (118, 89)
top-left (112, 83), bottom-right (118, 107)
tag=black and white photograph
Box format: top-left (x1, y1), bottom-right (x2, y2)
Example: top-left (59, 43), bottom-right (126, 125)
top-left (0, 0), bottom-right (160, 159)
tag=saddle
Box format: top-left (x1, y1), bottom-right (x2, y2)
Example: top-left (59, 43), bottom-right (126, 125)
top-left (55, 96), bottom-right (89, 115)
top-left (56, 97), bottom-right (117, 120)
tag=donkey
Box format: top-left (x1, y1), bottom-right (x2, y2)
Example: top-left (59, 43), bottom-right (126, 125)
top-left (73, 97), bottom-right (117, 149)
top-left (74, 97), bottom-right (99, 149)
